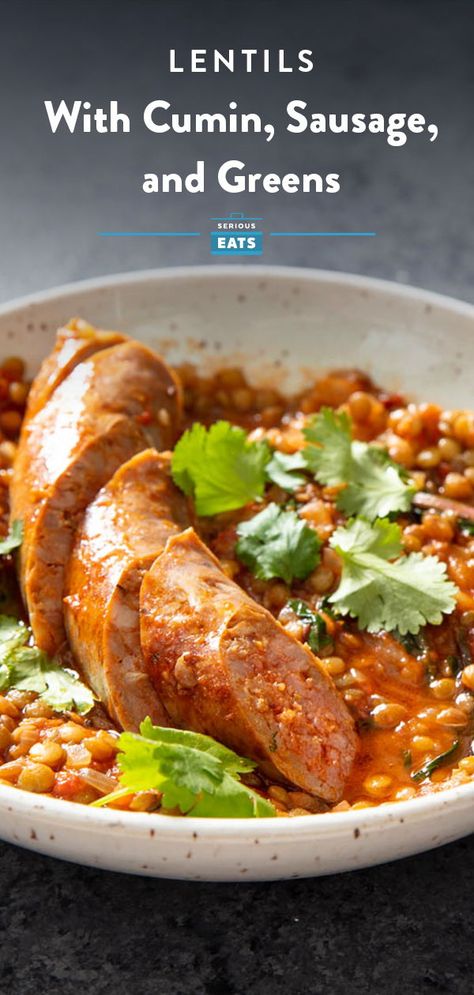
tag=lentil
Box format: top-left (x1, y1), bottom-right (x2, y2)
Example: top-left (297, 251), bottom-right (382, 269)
top-left (29, 741), bottom-right (66, 768)
top-left (461, 665), bottom-right (474, 691)
top-left (17, 762), bottom-right (55, 793)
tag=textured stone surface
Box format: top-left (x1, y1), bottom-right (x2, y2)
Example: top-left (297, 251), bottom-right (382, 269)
top-left (0, 836), bottom-right (473, 995)
top-left (0, 2), bottom-right (473, 992)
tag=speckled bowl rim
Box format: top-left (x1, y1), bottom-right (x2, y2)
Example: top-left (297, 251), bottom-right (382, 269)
top-left (1, 769), bottom-right (474, 839)
top-left (0, 264), bottom-right (473, 844)
top-left (1, 264), bottom-right (473, 321)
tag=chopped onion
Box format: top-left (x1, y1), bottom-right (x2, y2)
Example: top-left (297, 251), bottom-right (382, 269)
top-left (65, 743), bottom-right (92, 768)
top-left (77, 767), bottom-right (118, 795)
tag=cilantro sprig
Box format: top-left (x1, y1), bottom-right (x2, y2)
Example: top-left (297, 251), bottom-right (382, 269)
top-left (303, 408), bottom-right (415, 520)
top-left (0, 615), bottom-right (94, 714)
top-left (171, 421), bottom-right (271, 516)
top-left (329, 518), bottom-right (458, 635)
top-left (93, 718), bottom-right (276, 818)
top-left (236, 503), bottom-right (321, 584)
top-left (171, 408), bottom-right (416, 521)
top-left (171, 421), bottom-right (312, 516)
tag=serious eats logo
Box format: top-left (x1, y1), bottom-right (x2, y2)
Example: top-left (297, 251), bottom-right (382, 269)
top-left (210, 213), bottom-right (263, 256)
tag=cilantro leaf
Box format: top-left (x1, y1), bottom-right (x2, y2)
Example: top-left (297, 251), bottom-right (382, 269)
top-left (93, 720), bottom-right (276, 818)
top-left (190, 772), bottom-right (275, 818)
top-left (3, 646), bottom-right (48, 693)
top-left (265, 451), bottom-right (308, 492)
top-left (0, 520), bottom-right (23, 556)
top-left (236, 503), bottom-right (321, 584)
top-left (287, 599), bottom-right (333, 653)
top-left (339, 443), bottom-right (416, 520)
top-left (332, 516), bottom-right (402, 560)
top-left (303, 408), bottom-right (415, 520)
top-left (0, 614), bottom-right (29, 653)
top-left (304, 408), bottom-right (353, 485)
top-left (329, 518), bottom-right (458, 634)
top-left (0, 615), bottom-right (94, 713)
top-left (40, 662), bottom-right (95, 714)
top-left (171, 421), bottom-right (270, 516)
top-left (140, 717), bottom-right (255, 777)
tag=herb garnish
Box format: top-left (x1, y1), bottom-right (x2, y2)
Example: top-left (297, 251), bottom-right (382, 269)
top-left (402, 749), bottom-right (413, 769)
top-left (287, 599), bottom-right (333, 653)
top-left (93, 718), bottom-right (276, 818)
top-left (447, 654), bottom-right (462, 676)
top-left (0, 521), bottom-right (23, 556)
top-left (265, 451), bottom-right (308, 492)
top-left (411, 740), bottom-right (459, 782)
top-left (303, 408), bottom-right (415, 521)
top-left (329, 518), bottom-right (458, 634)
top-left (458, 518), bottom-right (474, 536)
top-left (0, 615), bottom-right (94, 714)
top-left (171, 421), bottom-right (270, 516)
top-left (454, 627), bottom-right (473, 670)
top-left (236, 503), bottom-right (321, 584)
top-left (394, 629), bottom-right (427, 658)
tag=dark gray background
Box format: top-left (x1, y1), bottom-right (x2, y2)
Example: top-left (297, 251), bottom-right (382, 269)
top-left (1, 2), bottom-right (474, 993)
top-left (0, 0), bottom-right (473, 303)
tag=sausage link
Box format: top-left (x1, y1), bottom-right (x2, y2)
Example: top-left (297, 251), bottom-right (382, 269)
top-left (11, 336), bottom-right (182, 656)
top-left (65, 450), bottom-right (190, 729)
top-left (140, 528), bottom-right (357, 802)
top-left (25, 319), bottom-right (127, 421)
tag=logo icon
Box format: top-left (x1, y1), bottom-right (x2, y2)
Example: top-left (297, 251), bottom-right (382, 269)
top-left (210, 213), bottom-right (263, 256)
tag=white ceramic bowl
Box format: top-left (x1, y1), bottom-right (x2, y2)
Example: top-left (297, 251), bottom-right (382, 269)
top-left (0, 265), bottom-right (473, 881)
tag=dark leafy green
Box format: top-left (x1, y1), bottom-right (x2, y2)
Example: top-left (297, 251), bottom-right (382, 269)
top-left (458, 518), bottom-right (474, 536)
top-left (394, 628), bottom-right (427, 658)
top-left (411, 740), bottom-right (459, 782)
top-left (287, 599), bottom-right (333, 653)
top-left (402, 749), bottom-right (412, 769)
top-left (455, 626), bottom-right (473, 670)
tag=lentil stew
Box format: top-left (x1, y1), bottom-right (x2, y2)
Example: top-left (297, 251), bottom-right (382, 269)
top-left (1, 323), bottom-right (474, 818)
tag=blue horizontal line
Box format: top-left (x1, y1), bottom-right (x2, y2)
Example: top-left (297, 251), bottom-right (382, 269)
top-left (97, 231), bottom-right (202, 237)
top-left (270, 231), bottom-right (376, 237)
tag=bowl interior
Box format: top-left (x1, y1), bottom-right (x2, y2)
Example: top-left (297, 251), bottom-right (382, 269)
top-left (1, 266), bottom-right (473, 407)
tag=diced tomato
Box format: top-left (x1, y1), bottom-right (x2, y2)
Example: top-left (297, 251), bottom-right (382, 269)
top-left (52, 770), bottom-right (85, 798)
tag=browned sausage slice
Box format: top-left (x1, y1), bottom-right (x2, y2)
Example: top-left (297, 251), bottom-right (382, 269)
top-left (140, 528), bottom-right (357, 801)
top-left (10, 339), bottom-right (182, 657)
top-left (64, 450), bottom-right (189, 729)
top-left (25, 319), bottom-right (127, 421)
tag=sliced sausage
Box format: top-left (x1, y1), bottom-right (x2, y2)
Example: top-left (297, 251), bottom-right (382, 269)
top-left (10, 339), bottom-right (182, 657)
top-left (140, 528), bottom-right (357, 801)
top-left (25, 319), bottom-right (127, 421)
top-left (64, 450), bottom-right (189, 729)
